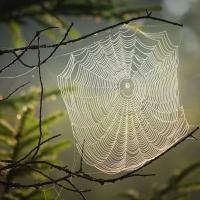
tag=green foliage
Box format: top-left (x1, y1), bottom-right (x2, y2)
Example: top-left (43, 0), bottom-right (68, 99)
top-left (0, 87), bottom-right (71, 200)
top-left (0, 0), bottom-right (161, 47)
top-left (119, 162), bottom-right (200, 200)
top-left (0, 87), bottom-right (60, 110)
top-left (119, 189), bottom-right (141, 200)
top-left (8, 20), bottom-right (26, 48)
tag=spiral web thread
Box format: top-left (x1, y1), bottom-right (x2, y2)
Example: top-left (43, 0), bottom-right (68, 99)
top-left (57, 25), bottom-right (189, 174)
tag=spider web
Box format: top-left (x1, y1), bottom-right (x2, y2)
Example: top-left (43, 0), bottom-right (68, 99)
top-left (57, 24), bottom-right (189, 174)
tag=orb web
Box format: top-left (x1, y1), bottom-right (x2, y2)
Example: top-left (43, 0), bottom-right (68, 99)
top-left (57, 25), bottom-right (189, 174)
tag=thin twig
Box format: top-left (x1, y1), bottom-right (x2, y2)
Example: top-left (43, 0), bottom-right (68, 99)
top-left (0, 82), bottom-right (30, 101)
top-left (12, 52), bottom-right (35, 68)
top-left (19, 134), bottom-right (61, 163)
top-left (65, 179), bottom-right (87, 200)
top-left (189, 135), bottom-right (199, 141)
top-left (26, 165), bottom-right (90, 193)
top-left (78, 139), bottom-right (85, 173)
top-left (0, 175), bottom-right (70, 189)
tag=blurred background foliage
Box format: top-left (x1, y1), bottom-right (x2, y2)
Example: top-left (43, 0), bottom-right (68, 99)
top-left (0, 0), bottom-right (161, 48)
top-left (0, 87), bottom-right (199, 199)
top-left (0, 0), bottom-right (200, 200)
top-left (119, 162), bottom-right (200, 200)
top-left (0, 88), bottom-right (71, 200)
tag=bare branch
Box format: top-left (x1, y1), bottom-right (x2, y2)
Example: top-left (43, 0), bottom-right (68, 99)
top-left (31, 30), bottom-right (43, 160)
top-left (26, 165), bottom-right (90, 193)
top-left (189, 135), bottom-right (199, 141)
top-left (0, 27), bottom-right (57, 73)
top-left (0, 125), bottom-right (198, 199)
top-left (1, 127), bottom-right (198, 186)
top-left (0, 13), bottom-right (183, 56)
top-left (119, 127), bottom-right (200, 179)
top-left (12, 52), bottom-right (35, 69)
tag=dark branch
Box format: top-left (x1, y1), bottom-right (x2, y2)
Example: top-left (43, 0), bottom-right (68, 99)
top-left (78, 139), bottom-right (85, 173)
top-left (0, 13), bottom-right (183, 56)
top-left (0, 27), bottom-right (57, 74)
top-left (0, 126), bottom-right (198, 199)
top-left (31, 29), bottom-right (43, 159)
top-left (0, 26), bottom-right (58, 75)
top-left (1, 127), bottom-right (198, 186)
top-left (117, 127), bottom-right (200, 179)
top-left (189, 135), bottom-right (199, 141)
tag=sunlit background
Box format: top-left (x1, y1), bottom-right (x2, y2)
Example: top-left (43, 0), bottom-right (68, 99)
top-left (0, 0), bottom-right (200, 199)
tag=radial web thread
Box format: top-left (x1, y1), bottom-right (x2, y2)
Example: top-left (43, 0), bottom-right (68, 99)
top-left (57, 25), bottom-right (189, 174)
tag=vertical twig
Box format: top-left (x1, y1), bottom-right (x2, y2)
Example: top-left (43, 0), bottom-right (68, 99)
top-left (31, 24), bottom-right (74, 159)
top-left (32, 31), bottom-right (43, 159)
top-left (78, 140), bottom-right (85, 173)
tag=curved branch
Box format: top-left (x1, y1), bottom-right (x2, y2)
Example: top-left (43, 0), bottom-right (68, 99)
top-left (0, 13), bottom-right (182, 56)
